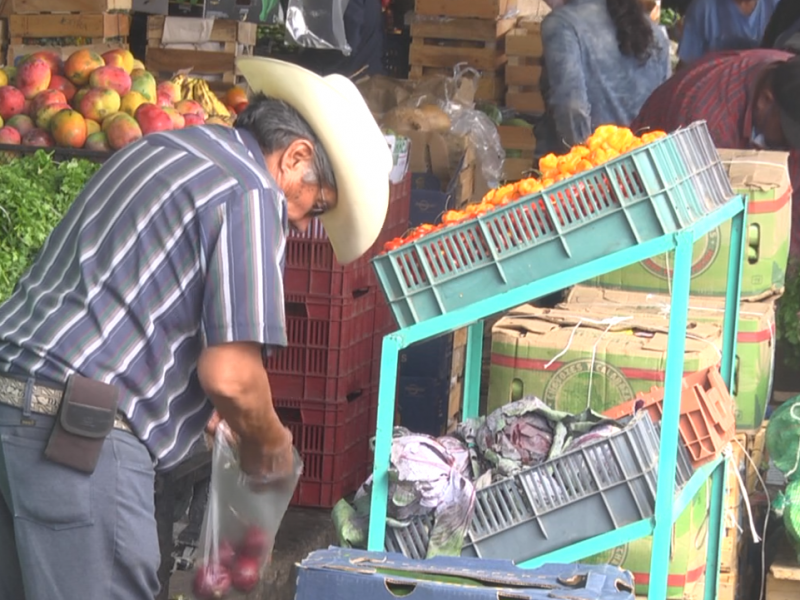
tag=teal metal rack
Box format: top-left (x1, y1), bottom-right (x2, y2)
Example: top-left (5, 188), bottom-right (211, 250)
top-left (367, 195), bottom-right (748, 600)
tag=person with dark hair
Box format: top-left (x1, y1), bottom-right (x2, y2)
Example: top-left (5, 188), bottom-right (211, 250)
top-left (0, 57), bottom-right (391, 599)
top-left (539, 0), bottom-right (670, 151)
top-left (761, 0), bottom-right (800, 51)
top-left (632, 49), bottom-right (800, 254)
top-left (678, 0), bottom-right (779, 64)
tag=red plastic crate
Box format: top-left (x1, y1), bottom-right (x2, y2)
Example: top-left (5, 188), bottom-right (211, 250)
top-left (267, 293), bottom-right (375, 401)
top-left (276, 387), bottom-right (377, 508)
top-left (283, 174), bottom-right (411, 298)
top-left (604, 364), bottom-right (736, 469)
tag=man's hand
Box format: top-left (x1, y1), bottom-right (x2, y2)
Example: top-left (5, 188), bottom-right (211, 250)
top-left (205, 411), bottom-right (222, 438)
top-left (198, 342), bottom-right (294, 480)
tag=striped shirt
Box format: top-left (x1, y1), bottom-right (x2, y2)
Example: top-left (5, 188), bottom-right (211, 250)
top-left (631, 49), bottom-right (800, 258)
top-left (0, 126), bottom-right (288, 470)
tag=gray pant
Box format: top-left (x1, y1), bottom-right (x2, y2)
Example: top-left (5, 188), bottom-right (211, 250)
top-left (0, 401), bottom-right (161, 599)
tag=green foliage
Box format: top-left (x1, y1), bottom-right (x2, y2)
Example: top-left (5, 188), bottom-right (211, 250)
top-left (777, 260), bottom-right (800, 367)
top-left (0, 151), bottom-right (101, 302)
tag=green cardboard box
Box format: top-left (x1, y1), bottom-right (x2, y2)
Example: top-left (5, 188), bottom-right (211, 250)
top-left (563, 286), bottom-right (776, 430)
top-left (579, 479), bottom-right (711, 598)
top-left (587, 149), bottom-right (791, 299)
top-left (487, 304), bottom-right (723, 414)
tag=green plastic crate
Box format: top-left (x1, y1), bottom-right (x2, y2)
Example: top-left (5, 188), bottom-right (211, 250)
top-left (372, 122), bottom-right (735, 329)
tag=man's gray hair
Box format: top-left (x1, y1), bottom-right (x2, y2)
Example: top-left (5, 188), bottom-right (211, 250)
top-left (234, 93), bottom-right (337, 190)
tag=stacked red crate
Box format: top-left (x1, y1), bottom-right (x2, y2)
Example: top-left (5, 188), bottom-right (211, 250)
top-left (268, 174), bottom-right (411, 507)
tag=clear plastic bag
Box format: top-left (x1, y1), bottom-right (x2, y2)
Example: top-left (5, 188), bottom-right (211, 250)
top-left (286, 0), bottom-right (351, 54)
top-left (191, 423), bottom-right (302, 599)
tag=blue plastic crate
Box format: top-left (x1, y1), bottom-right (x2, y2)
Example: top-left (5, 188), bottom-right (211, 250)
top-left (372, 122), bottom-right (734, 329)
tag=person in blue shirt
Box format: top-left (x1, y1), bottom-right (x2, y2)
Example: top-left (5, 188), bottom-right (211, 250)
top-left (678, 0), bottom-right (779, 64)
top-left (539, 0), bottom-right (670, 151)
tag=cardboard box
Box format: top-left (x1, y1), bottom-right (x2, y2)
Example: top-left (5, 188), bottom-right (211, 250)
top-left (294, 547), bottom-right (637, 600)
top-left (587, 149), bottom-right (792, 300)
top-left (580, 479), bottom-right (710, 598)
top-left (563, 286), bottom-right (777, 430)
top-left (487, 304), bottom-right (723, 414)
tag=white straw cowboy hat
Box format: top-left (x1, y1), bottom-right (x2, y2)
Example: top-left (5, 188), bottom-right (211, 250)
top-left (236, 56), bottom-right (392, 265)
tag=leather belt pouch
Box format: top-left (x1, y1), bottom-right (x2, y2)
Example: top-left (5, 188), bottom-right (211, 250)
top-left (44, 374), bottom-right (119, 474)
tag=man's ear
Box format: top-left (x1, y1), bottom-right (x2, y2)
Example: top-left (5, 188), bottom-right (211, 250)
top-left (279, 138), bottom-right (315, 174)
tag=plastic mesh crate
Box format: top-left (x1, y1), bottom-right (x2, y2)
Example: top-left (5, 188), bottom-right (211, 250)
top-left (276, 387), bottom-right (376, 508)
top-left (385, 413), bottom-right (680, 562)
top-left (285, 174), bottom-right (411, 297)
top-left (372, 122), bottom-right (734, 328)
top-left (267, 293), bottom-right (375, 401)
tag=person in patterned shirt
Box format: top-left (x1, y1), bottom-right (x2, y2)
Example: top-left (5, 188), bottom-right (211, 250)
top-left (0, 58), bottom-right (392, 600)
top-left (632, 49), bottom-right (800, 257)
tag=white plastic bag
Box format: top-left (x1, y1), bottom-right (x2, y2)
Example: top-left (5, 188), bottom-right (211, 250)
top-left (191, 422), bottom-right (302, 599)
top-left (285, 0), bottom-right (351, 54)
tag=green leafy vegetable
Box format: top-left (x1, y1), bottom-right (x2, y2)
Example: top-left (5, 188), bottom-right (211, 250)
top-left (777, 260), bottom-right (800, 367)
top-left (0, 151), bottom-right (101, 302)
top-left (661, 8), bottom-right (680, 28)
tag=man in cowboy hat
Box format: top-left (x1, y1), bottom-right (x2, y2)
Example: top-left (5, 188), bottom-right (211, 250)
top-left (0, 58), bottom-right (391, 599)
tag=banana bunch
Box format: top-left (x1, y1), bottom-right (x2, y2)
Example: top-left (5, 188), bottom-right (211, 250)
top-left (171, 74), bottom-right (232, 120)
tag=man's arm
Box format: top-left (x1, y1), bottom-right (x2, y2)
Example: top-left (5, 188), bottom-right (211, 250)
top-left (541, 15), bottom-right (592, 147)
top-left (197, 188), bottom-right (293, 477)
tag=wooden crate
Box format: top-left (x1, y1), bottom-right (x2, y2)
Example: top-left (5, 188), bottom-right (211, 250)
top-left (409, 17), bottom-right (513, 75)
top-left (145, 15), bottom-right (256, 85)
top-left (415, 0), bottom-right (519, 19)
top-left (13, 0), bottom-right (131, 12)
top-left (498, 124), bottom-right (536, 181)
top-left (767, 545), bottom-right (800, 600)
top-left (505, 19), bottom-right (545, 114)
top-left (6, 41), bottom-right (126, 65)
top-left (447, 327), bottom-right (468, 431)
top-left (718, 572), bottom-right (738, 600)
top-left (8, 13), bottom-right (129, 44)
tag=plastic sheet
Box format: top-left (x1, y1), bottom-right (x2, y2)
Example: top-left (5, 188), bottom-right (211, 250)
top-left (286, 0), bottom-right (351, 54)
top-left (191, 423), bottom-right (302, 599)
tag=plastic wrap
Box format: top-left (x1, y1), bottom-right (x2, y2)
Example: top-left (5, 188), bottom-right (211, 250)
top-left (358, 65), bottom-right (505, 189)
top-left (191, 423), bottom-right (302, 599)
top-left (286, 0), bottom-right (351, 54)
top-left (766, 396), bottom-right (800, 481)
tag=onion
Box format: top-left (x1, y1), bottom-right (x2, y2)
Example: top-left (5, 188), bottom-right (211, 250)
top-left (216, 539), bottom-right (236, 569)
top-left (239, 525), bottom-right (268, 559)
top-left (231, 555), bottom-right (261, 593)
top-left (192, 563), bottom-right (231, 599)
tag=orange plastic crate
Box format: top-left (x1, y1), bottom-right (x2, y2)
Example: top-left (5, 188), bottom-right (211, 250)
top-left (604, 365), bottom-right (736, 468)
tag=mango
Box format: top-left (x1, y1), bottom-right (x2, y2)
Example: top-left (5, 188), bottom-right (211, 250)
top-left (130, 69), bottom-right (157, 103)
top-left (0, 86), bottom-right (26, 121)
top-left (48, 75), bottom-right (77, 102)
top-left (64, 49), bottom-right (104, 86)
top-left (51, 108), bottom-right (87, 149)
top-left (101, 49), bottom-right (135, 75)
top-left (89, 66), bottom-right (132, 96)
top-left (85, 131), bottom-right (111, 152)
top-left (79, 88), bottom-right (121, 123)
top-left (120, 91), bottom-right (148, 117)
top-left (36, 102), bottom-right (70, 130)
top-left (17, 58), bottom-right (52, 100)
top-left (105, 113), bottom-right (142, 150)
